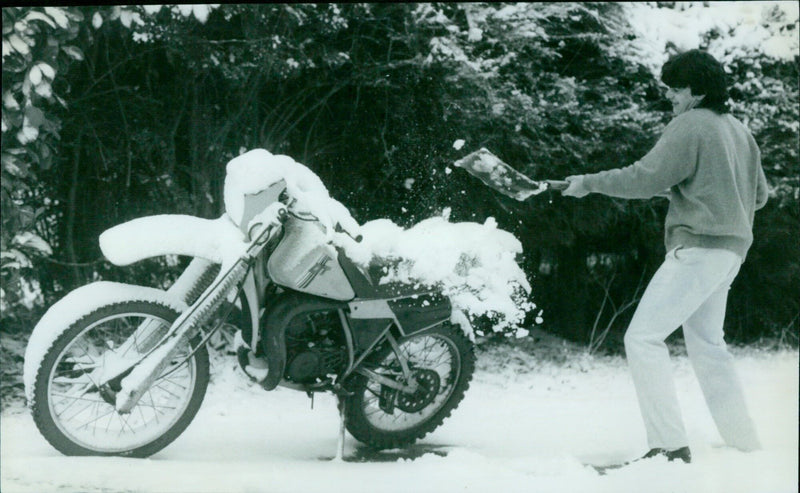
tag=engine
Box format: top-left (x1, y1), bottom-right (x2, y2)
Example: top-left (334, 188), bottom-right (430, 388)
top-left (283, 310), bottom-right (347, 384)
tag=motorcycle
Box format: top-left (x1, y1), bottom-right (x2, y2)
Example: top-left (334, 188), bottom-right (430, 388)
top-left (23, 149), bottom-right (476, 458)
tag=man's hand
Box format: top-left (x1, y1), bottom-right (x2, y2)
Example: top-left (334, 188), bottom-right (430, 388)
top-left (562, 175), bottom-right (589, 198)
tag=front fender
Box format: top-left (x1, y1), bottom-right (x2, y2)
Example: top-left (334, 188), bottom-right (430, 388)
top-left (99, 214), bottom-right (246, 266)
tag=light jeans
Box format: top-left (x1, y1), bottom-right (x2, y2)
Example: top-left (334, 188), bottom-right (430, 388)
top-left (624, 246), bottom-right (762, 451)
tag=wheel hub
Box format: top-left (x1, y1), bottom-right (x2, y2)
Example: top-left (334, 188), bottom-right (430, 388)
top-left (395, 369), bottom-right (440, 413)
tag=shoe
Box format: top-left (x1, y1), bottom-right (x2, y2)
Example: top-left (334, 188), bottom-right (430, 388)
top-left (588, 446), bottom-right (691, 474)
top-left (641, 446), bottom-right (692, 463)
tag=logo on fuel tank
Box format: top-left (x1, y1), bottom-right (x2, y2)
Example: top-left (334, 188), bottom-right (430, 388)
top-left (297, 255), bottom-right (332, 288)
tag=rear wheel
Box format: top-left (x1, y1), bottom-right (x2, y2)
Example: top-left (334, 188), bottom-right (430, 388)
top-left (344, 322), bottom-right (474, 449)
top-left (29, 301), bottom-right (209, 457)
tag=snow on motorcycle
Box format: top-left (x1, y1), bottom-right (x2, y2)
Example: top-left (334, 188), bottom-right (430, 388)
top-left (23, 148), bottom-right (532, 458)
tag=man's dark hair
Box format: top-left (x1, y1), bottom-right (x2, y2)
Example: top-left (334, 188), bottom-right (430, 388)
top-left (661, 49), bottom-right (729, 114)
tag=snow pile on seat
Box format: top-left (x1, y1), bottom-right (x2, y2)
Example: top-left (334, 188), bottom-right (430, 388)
top-left (346, 210), bottom-right (535, 332)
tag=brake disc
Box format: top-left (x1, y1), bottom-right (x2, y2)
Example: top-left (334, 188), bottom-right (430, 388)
top-left (395, 369), bottom-right (441, 413)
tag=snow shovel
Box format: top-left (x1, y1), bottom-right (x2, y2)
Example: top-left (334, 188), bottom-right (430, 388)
top-left (454, 148), bottom-right (567, 201)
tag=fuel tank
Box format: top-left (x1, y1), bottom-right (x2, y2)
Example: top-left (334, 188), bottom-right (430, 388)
top-left (267, 217), bottom-right (355, 301)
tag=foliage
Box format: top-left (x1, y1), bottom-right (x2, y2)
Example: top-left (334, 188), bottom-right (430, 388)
top-left (2, 7), bottom-right (86, 320)
top-left (0, 3), bottom-right (797, 351)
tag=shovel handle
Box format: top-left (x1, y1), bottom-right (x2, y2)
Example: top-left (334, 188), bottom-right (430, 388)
top-left (546, 180), bottom-right (569, 191)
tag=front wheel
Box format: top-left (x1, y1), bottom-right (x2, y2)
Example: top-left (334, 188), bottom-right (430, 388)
top-left (28, 301), bottom-right (209, 457)
top-left (344, 322), bottom-right (475, 449)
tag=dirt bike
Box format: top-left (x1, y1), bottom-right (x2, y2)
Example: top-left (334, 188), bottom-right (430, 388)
top-left (23, 156), bottom-right (476, 458)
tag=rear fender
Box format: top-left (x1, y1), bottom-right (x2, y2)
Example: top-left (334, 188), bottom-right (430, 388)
top-left (348, 292), bottom-right (452, 337)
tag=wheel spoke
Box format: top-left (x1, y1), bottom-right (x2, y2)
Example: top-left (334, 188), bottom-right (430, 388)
top-left (146, 389), bottom-right (164, 421)
top-left (58, 398), bottom-right (98, 422)
top-left (157, 375), bottom-right (190, 391)
top-left (74, 407), bottom-right (115, 429)
top-left (51, 392), bottom-right (106, 405)
top-left (117, 413), bottom-right (137, 436)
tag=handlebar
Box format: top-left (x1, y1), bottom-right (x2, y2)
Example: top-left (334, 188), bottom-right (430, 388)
top-left (334, 222), bottom-right (363, 243)
top-left (545, 180), bottom-right (569, 191)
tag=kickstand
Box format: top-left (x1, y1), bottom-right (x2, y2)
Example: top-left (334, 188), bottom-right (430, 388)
top-left (333, 397), bottom-right (346, 462)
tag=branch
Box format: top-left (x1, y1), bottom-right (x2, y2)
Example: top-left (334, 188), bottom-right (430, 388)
top-left (587, 267), bottom-right (646, 354)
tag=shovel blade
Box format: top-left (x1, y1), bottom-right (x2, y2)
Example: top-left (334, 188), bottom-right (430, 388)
top-left (454, 148), bottom-right (547, 201)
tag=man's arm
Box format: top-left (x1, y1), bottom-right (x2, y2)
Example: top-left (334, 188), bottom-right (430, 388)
top-left (563, 115), bottom-right (698, 199)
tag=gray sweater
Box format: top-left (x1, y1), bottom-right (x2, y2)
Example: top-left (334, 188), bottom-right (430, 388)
top-left (579, 108), bottom-right (769, 260)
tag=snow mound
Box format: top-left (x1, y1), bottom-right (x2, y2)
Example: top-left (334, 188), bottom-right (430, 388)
top-left (345, 210), bottom-right (534, 331)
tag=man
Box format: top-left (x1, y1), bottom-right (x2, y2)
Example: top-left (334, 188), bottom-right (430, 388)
top-left (562, 49), bottom-right (768, 464)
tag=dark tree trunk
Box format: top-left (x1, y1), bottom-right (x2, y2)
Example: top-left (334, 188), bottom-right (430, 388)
top-left (65, 135), bottom-right (83, 285)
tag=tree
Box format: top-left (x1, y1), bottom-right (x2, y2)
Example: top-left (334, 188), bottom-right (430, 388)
top-left (2, 7), bottom-right (85, 320)
top-left (1, 3), bottom-right (797, 348)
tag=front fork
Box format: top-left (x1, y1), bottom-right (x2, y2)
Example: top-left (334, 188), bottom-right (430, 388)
top-left (115, 257), bottom-right (250, 413)
top-left (115, 206), bottom-right (286, 413)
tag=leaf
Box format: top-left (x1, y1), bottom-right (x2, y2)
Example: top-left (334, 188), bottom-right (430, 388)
top-left (36, 62), bottom-right (55, 79)
top-left (24, 11), bottom-right (57, 29)
top-left (62, 45), bottom-right (84, 61)
top-left (43, 7), bottom-right (69, 29)
top-left (177, 5), bottom-right (194, 18)
top-left (7, 34), bottom-right (31, 55)
top-left (39, 145), bottom-right (53, 170)
top-left (0, 249), bottom-right (32, 269)
top-left (64, 9), bottom-right (84, 23)
top-left (29, 64), bottom-right (42, 85)
top-left (13, 20), bottom-right (30, 35)
top-left (3, 91), bottom-right (20, 110)
top-left (34, 80), bottom-right (52, 98)
top-left (54, 93), bottom-right (68, 108)
top-left (92, 12), bottom-right (103, 29)
top-left (192, 5), bottom-right (211, 24)
top-left (16, 126), bottom-right (38, 145)
top-left (1, 153), bottom-right (30, 178)
top-left (13, 231), bottom-right (53, 255)
top-left (120, 10), bottom-right (133, 28)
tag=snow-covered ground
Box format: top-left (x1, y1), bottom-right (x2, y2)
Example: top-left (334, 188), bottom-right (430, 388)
top-left (1, 344), bottom-right (797, 493)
